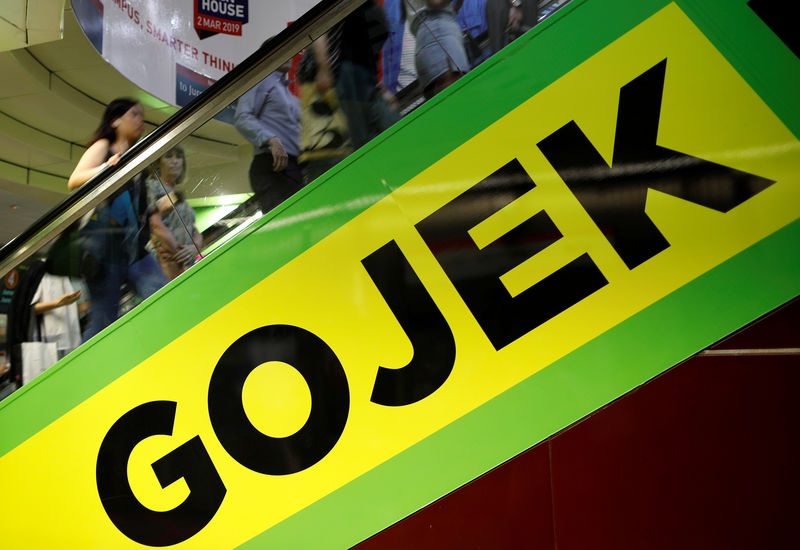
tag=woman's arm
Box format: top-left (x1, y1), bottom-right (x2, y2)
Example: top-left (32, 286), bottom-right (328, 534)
top-left (169, 224), bottom-right (202, 267)
top-left (34, 290), bottom-right (82, 314)
top-left (68, 140), bottom-right (120, 190)
top-left (149, 212), bottom-right (179, 255)
top-left (155, 193), bottom-right (178, 214)
top-left (312, 34), bottom-right (334, 92)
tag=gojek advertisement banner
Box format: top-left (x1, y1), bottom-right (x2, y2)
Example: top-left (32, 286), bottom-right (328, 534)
top-left (2, 1), bottom-right (798, 548)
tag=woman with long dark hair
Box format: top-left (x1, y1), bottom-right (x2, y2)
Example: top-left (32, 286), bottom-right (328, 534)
top-left (68, 98), bottom-right (173, 340)
top-left (69, 98), bottom-right (143, 190)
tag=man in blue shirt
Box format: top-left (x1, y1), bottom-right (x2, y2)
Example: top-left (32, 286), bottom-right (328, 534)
top-left (234, 59), bottom-right (303, 214)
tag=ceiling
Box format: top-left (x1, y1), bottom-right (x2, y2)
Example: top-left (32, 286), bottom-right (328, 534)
top-left (0, 1), bottom-right (250, 246)
top-left (0, 0), bottom-right (65, 52)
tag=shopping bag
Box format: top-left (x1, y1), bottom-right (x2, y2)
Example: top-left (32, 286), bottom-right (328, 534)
top-left (19, 342), bottom-right (58, 384)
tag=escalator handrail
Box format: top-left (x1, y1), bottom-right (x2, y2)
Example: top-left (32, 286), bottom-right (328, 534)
top-left (0, 0), bottom-right (364, 279)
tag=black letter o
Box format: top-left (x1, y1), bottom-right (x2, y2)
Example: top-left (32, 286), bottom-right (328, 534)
top-left (208, 325), bottom-right (349, 475)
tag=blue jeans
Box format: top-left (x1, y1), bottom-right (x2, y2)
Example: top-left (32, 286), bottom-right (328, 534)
top-left (413, 11), bottom-right (470, 92)
top-left (83, 254), bottom-right (166, 341)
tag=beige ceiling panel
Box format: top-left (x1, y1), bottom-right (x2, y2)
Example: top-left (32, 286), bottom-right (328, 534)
top-left (0, 20), bottom-right (27, 54)
top-left (144, 106), bottom-right (244, 145)
top-left (26, 0), bottom-right (65, 41)
top-left (8, 48), bottom-right (50, 89)
top-left (26, 28), bottom-right (64, 47)
top-left (0, 1), bottom-right (26, 28)
top-left (0, 175), bottom-right (65, 205)
top-left (182, 135), bottom-right (240, 161)
top-left (190, 117), bottom-right (246, 144)
top-left (34, 159), bottom-right (77, 178)
top-left (135, 94), bottom-right (173, 113)
top-left (0, 137), bottom-right (43, 169)
top-left (1, 0), bottom-right (65, 51)
top-left (0, 110), bottom-right (71, 158)
top-left (22, 149), bottom-right (71, 171)
top-left (143, 105), bottom-right (179, 127)
top-left (0, 89), bottom-right (98, 144)
top-left (55, 65), bottom-right (148, 110)
top-left (28, 169), bottom-right (68, 195)
top-left (0, 138), bottom-right (67, 173)
top-left (0, 53), bottom-right (48, 99)
top-left (48, 74), bottom-right (104, 118)
top-left (70, 142), bottom-right (85, 162)
top-left (0, 160), bottom-right (28, 186)
top-left (28, 11), bottom-right (103, 72)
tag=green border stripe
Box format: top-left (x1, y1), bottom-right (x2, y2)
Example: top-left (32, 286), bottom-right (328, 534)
top-left (676, 0), bottom-right (800, 137)
top-left (238, 219), bottom-right (800, 549)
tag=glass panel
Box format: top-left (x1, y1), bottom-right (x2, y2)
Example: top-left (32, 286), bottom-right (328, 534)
top-left (0, 0), bottom-right (572, 401)
top-left (183, 0), bottom-right (574, 234)
top-left (0, 158), bottom-right (195, 398)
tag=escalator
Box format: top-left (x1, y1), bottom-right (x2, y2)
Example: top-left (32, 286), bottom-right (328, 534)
top-left (0, 0), bottom-right (798, 548)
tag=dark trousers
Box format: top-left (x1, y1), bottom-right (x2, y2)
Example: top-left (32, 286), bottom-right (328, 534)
top-left (486, 0), bottom-right (540, 54)
top-left (336, 60), bottom-right (400, 150)
top-left (249, 153), bottom-right (305, 214)
top-left (83, 253), bottom-right (166, 342)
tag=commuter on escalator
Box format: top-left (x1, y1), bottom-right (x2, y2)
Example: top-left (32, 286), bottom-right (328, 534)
top-left (299, 0), bottom-right (399, 183)
top-left (68, 98), bottom-right (171, 340)
top-left (30, 273), bottom-right (82, 361)
top-left (145, 146), bottom-right (203, 280)
top-left (456, 0), bottom-right (489, 68)
top-left (406, 0), bottom-right (471, 98)
top-left (382, 0), bottom-right (408, 96)
top-left (234, 56), bottom-right (305, 215)
top-left (485, 0), bottom-right (539, 54)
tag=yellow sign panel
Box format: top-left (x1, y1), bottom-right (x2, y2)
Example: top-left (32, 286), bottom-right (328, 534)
top-left (2, 4), bottom-right (798, 548)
